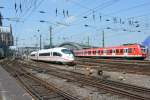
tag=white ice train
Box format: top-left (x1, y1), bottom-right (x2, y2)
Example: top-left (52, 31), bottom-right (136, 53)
top-left (30, 47), bottom-right (75, 64)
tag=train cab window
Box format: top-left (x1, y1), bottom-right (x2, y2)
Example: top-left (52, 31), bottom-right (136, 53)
top-left (140, 45), bottom-right (147, 53)
top-left (53, 52), bottom-right (62, 56)
top-left (141, 48), bottom-right (146, 53)
top-left (39, 53), bottom-right (50, 56)
top-left (128, 48), bottom-right (132, 53)
top-left (61, 49), bottom-right (72, 54)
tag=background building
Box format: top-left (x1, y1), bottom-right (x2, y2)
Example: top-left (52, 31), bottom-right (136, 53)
top-left (0, 13), bottom-right (14, 58)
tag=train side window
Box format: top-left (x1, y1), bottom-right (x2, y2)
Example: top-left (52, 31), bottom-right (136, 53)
top-left (109, 50), bottom-right (112, 53)
top-left (128, 48), bottom-right (132, 53)
top-left (93, 51), bottom-right (96, 54)
top-left (88, 51), bottom-right (91, 54)
top-left (120, 49), bottom-right (123, 53)
top-left (101, 50), bottom-right (103, 54)
top-left (53, 52), bottom-right (62, 56)
top-left (82, 52), bottom-right (84, 55)
top-left (107, 50), bottom-right (109, 53)
top-left (31, 54), bottom-right (35, 56)
top-left (116, 49), bottom-right (119, 53)
top-left (39, 53), bottom-right (50, 56)
top-left (86, 51), bottom-right (88, 54)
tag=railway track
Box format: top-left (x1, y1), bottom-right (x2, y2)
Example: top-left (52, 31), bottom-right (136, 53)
top-left (76, 57), bottom-right (150, 66)
top-left (14, 60), bottom-right (150, 100)
top-left (77, 57), bottom-right (150, 63)
top-left (76, 57), bottom-right (150, 75)
top-left (1, 60), bottom-right (81, 100)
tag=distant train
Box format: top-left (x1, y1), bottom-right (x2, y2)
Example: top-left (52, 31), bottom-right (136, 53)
top-left (74, 44), bottom-right (148, 60)
top-left (30, 47), bottom-right (75, 64)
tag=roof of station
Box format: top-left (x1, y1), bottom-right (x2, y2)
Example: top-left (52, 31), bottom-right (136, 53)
top-left (58, 42), bottom-right (96, 50)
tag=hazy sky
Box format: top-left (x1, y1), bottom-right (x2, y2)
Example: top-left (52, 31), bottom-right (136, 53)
top-left (0, 0), bottom-right (150, 47)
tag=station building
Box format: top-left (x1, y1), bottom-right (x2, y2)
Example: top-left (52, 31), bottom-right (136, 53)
top-left (0, 13), bottom-right (14, 58)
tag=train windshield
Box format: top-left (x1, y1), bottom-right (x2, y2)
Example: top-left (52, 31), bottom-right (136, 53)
top-left (141, 48), bottom-right (147, 53)
top-left (61, 49), bottom-right (72, 54)
top-left (140, 45), bottom-right (147, 53)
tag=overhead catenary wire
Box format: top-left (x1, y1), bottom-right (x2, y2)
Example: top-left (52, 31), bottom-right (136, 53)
top-left (22, 0), bottom-right (45, 22)
top-left (53, 0), bottom-right (121, 34)
top-left (105, 1), bottom-right (150, 16)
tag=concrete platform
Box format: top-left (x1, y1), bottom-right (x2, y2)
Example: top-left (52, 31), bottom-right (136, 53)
top-left (0, 66), bottom-right (33, 100)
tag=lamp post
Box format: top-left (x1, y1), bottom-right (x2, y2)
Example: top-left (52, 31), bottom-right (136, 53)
top-left (40, 34), bottom-right (42, 50)
top-left (102, 30), bottom-right (105, 48)
top-left (37, 29), bottom-right (42, 50)
top-left (49, 26), bottom-right (52, 48)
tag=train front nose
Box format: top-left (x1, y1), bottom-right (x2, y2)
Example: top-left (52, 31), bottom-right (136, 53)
top-left (67, 54), bottom-right (75, 60)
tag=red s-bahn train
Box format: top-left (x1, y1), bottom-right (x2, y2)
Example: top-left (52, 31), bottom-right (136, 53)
top-left (74, 44), bottom-right (148, 60)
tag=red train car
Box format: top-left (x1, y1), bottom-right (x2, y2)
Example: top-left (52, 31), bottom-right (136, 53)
top-left (74, 44), bottom-right (148, 60)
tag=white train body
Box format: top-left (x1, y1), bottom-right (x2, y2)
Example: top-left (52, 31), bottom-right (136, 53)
top-left (30, 47), bottom-right (75, 64)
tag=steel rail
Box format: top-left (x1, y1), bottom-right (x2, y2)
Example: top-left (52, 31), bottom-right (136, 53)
top-left (18, 60), bottom-right (150, 100)
top-left (1, 62), bottom-right (81, 100)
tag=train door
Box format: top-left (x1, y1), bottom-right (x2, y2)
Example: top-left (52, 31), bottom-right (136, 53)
top-left (124, 48), bottom-right (128, 57)
top-left (96, 50), bottom-right (99, 56)
top-left (103, 49), bottom-right (106, 56)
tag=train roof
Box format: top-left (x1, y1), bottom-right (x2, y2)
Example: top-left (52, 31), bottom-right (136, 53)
top-left (75, 44), bottom-right (143, 51)
top-left (31, 47), bottom-right (69, 54)
top-left (30, 51), bottom-right (37, 54)
top-left (104, 44), bottom-right (140, 49)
